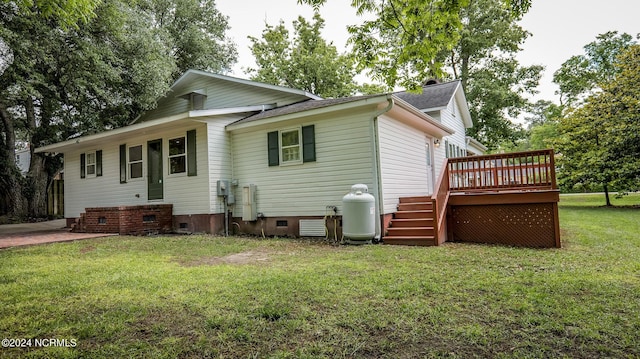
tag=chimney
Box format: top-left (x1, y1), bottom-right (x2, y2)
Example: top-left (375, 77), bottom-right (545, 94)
top-left (423, 78), bottom-right (440, 86)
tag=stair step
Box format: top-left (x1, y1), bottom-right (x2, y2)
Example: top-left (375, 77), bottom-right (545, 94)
top-left (383, 236), bottom-right (437, 246)
top-left (394, 210), bottom-right (434, 219)
top-left (399, 196), bottom-right (432, 204)
top-left (389, 218), bottom-right (434, 227)
top-left (398, 202), bottom-right (433, 211)
top-left (387, 227), bottom-right (435, 237)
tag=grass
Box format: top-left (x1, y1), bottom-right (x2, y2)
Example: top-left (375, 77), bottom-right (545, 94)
top-left (1, 194), bottom-right (639, 358)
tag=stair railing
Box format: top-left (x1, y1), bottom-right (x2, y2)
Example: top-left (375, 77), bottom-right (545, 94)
top-left (431, 158), bottom-right (450, 244)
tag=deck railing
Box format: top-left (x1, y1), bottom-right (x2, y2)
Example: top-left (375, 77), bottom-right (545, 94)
top-left (447, 149), bottom-right (557, 192)
top-left (431, 158), bottom-right (450, 243)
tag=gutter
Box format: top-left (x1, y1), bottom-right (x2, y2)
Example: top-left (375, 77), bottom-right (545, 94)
top-left (370, 96), bottom-right (394, 242)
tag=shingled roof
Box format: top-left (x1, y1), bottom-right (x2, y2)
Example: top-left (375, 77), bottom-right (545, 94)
top-left (230, 94), bottom-right (386, 126)
top-left (394, 80), bottom-right (461, 111)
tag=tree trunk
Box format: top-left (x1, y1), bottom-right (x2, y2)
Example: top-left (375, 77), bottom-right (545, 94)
top-left (27, 153), bottom-right (51, 217)
top-left (0, 100), bottom-right (27, 218)
top-left (25, 97), bottom-right (54, 218)
top-left (603, 183), bottom-right (612, 207)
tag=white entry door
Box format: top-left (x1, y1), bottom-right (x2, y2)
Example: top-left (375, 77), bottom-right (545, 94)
top-left (425, 137), bottom-right (434, 194)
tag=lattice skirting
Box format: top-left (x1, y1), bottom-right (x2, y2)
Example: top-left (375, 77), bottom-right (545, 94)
top-left (450, 203), bottom-right (560, 248)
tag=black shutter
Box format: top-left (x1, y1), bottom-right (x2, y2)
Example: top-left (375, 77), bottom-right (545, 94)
top-left (80, 153), bottom-right (86, 179)
top-left (187, 129), bottom-right (197, 176)
top-left (267, 131), bottom-right (279, 166)
top-left (302, 125), bottom-right (316, 163)
top-left (119, 144), bottom-right (127, 183)
top-left (96, 150), bottom-right (102, 177)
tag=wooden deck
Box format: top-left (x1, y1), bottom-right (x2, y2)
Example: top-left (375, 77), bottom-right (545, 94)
top-left (384, 149), bottom-right (561, 248)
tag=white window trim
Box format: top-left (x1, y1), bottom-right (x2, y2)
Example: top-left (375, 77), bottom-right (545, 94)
top-left (128, 144), bottom-right (144, 181)
top-left (85, 150), bottom-right (97, 178)
top-left (279, 127), bottom-right (303, 165)
top-left (167, 135), bottom-right (187, 176)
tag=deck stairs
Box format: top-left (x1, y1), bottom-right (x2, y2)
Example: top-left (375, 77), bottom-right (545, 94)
top-left (383, 196), bottom-right (437, 246)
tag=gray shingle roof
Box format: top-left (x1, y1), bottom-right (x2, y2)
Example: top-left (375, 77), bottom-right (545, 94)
top-left (231, 94), bottom-right (385, 125)
top-left (394, 80), bottom-right (460, 111)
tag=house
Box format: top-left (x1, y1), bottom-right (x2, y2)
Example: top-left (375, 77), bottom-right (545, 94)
top-left (15, 146), bottom-right (31, 175)
top-left (36, 70), bottom-right (560, 247)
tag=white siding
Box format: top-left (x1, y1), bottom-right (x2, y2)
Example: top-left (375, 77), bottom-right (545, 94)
top-left (205, 115), bottom-right (243, 213)
top-left (230, 111), bottom-right (377, 217)
top-left (139, 77), bottom-right (311, 122)
top-left (377, 115), bottom-right (432, 214)
top-left (440, 98), bottom-right (468, 156)
top-left (64, 122), bottom-right (210, 217)
top-left (433, 140), bottom-right (447, 184)
top-left (15, 148), bottom-right (30, 174)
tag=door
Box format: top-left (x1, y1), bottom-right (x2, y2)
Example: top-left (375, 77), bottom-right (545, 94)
top-left (425, 137), bottom-right (434, 194)
top-left (147, 139), bottom-right (163, 200)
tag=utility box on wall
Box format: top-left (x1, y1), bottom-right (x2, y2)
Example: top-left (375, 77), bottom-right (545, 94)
top-left (216, 180), bottom-right (229, 196)
top-left (242, 184), bottom-right (257, 221)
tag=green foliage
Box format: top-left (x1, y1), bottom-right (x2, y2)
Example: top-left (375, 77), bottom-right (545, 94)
top-left (141, 0), bottom-right (237, 78)
top-left (556, 45), bottom-right (640, 198)
top-left (246, 13), bottom-right (358, 98)
top-left (4, 0), bottom-right (101, 28)
top-left (298, 0), bottom-right (531, 91)
top-left (443, 0), bottom-right (542, 150)
top-left (0, 0), bottom-right (237, 217)
top-left (553, 31), bottom-right (637, 107)
top-left (499, 100), bottom-right (562, 152)
top-left (298, 0), bottom-right (539, 149)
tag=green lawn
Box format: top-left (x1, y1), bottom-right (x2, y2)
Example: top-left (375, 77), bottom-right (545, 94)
top-left (1, 194), bottom-right (639, 358)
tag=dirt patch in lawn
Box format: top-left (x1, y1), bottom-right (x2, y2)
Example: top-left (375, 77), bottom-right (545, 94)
top-left (176, 250), bottom-right (272, 267)
top-left (80, 245), bottom-right (96, 254)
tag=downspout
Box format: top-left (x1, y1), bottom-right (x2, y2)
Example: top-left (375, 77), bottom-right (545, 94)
top-left (371, 97), bottom-right (394, 242)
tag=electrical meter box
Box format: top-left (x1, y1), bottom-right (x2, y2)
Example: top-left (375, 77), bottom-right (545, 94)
top-left (216, 180), bottom-right (229, 196)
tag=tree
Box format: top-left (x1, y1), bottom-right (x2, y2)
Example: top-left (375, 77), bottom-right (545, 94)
top-left (441, 0), bottom-right (542, 150)
top-left (0, 0), bottom-right (236, 219)
top-left (553, 31), bottom-right (636, 107)
top-left (246, 13), bottom-right (358, 98)
top-left (3, 0), bottom-right (101, 28)
top-left (525, 100), bottom-right (562, 150)
top-left (141, 0), bottom-right (237, 79)
top-left (298, 0), bottom-right (531, 91)
top-left (556, 45), bottom-right (640, 205)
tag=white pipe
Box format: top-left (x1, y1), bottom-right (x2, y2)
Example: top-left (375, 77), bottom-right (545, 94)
top-left (370, 97), bottom-right (394, 242)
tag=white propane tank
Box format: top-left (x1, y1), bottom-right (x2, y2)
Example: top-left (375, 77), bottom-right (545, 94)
top-left (342, 184), bottom-right (376, 244)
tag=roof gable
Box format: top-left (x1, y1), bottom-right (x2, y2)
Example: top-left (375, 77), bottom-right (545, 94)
top-left (136, 70), bottom-right (321, 123)
top-left (394, 80), bottom-right (460, 111)
top-left (394, 80), bottom-right (472, 128)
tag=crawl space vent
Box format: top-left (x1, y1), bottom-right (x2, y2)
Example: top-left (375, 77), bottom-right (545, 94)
top-left (299, 219), bottom-right (325, 237)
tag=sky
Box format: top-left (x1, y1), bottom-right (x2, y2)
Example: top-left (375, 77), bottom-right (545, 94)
top-left (216, 0), bottom-right (640, 103)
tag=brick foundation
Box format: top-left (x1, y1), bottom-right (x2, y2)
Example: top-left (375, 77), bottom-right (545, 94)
top-left (75, 204), bottom-right (173, 235)
top-left (173, 213), bottom-right (225, 234)
top-left (230, 215), bottom-right (343, 240)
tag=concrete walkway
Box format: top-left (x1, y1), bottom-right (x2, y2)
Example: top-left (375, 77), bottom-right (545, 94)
top-left (0, 220), bottom-right (116, 249)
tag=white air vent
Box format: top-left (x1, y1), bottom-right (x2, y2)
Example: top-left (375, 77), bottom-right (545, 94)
top-left (299, 219), bottom-right (325, 237)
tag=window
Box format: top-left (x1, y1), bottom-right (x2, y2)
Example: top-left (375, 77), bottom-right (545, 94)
top-left (281, 128), bottom-right (301, 163)
top-left (81, 150), bottom-right (102, 178)
top-left (169, 136), bottom-right (186, 174)
top-left (268, 125), bottom-right (315, 166)
top-left (86, 152), bottom-right (96, 175)
top-left (128, 145), bottom-right (143, 179)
